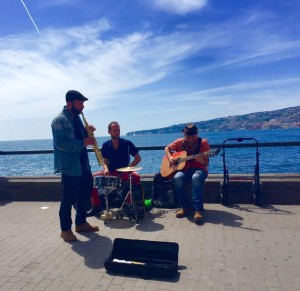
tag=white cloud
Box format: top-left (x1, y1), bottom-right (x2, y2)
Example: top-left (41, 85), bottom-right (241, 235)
top-left (152, 0), bottom-right (208, 14)
top-left (0, 19), bottom-right (208, 122)
top-left (0, 6), bottom-right (299, 140)
top-left (38, 0), bottom-right (78, 8)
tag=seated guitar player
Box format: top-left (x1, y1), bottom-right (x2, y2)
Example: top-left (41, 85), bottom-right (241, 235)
top-left (163, 124), bottom-right (210, 224)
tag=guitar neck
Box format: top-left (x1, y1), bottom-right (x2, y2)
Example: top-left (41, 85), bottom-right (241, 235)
top-left (180, 152), bottom-right (205, 163)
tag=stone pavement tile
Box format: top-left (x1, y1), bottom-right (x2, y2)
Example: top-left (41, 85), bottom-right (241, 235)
top-left (145, 280), bottom-right (166, 290)
top-left (91, 276), bottom-right (113, 290)
top-left (197, 275), bottom-right (213, 290)
top-left (275, 270), bottom-right (293, 283)
top-left (198, 286), bottom-right (213, 291)
top-left (251, 269), bottom-right (266, 281)
top-left (119, 279), bottom-right (138, 291)
top-left (291, 274), bottom-right (300, 288)
top-left (34, 278), bottom-right (52, 290)
top-left (30, 272), bottom-right (47, 285)
top-left (44, 268), bottom-right (63, 281)
top-left (279, 281), bottom-right (298, 291)
top-left (240, 282), bottom-right (261, 291)
top-left (224, 277), bottom-right (239, 290)
top-left (211, 281), bottom-right (227, 291)
top-left (103, 286), bottom-right (125, 291)
top-left (199, 265), bottom-right (213, 276)
top-left (237, 270), bottom-right (254, 285)
top-left (265, 274), bottom-right (281, 288)
top-left (10, 280), bottom-right (28, 290)
top-left (187, 268), bottom-right (201, 280)
top-left (130, 287), bottom-right (146, 291)
top-left (11, 283), bottom-right (38, 291)
top-left (0, 282), bottom-right (14, 291)
top-left (110, 275), bottom-right (125, 285)
top-left (19, 276), bottom-right (32, 283)
top-left (1, 202), bottom-right (300, 290)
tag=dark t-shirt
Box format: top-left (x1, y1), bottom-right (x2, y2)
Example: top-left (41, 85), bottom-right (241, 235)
top-left (101, 138), bottom-right (139, 171)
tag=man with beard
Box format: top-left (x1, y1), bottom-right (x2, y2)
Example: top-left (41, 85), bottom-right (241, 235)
top-left (87, 121), bottom-right (141, 216)
top-left (51, 90), bottom-right (99, 242)
top-left (164, 124), bottom-right (210, 224)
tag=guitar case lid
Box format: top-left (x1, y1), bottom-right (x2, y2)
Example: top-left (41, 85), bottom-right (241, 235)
top-left (104, 238), bottom-right (179, 278)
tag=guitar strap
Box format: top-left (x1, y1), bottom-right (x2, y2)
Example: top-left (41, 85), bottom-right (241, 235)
top-left (181, 137), bottom-right (202, 155)
top-left (195, 137), bottom-right (202, 154)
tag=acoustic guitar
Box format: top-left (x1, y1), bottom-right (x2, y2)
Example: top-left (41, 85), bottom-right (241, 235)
top-left (160, 148), bottom-right (221, 178)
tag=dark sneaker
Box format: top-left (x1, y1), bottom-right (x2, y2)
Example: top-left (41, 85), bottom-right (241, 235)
top-left (194, 211), bottom-right (203, 224)
top-left (176, 208), bottom-right (190, 218)
top-left (75, 222), bottom-right (99, 233)
top-left (60, 230), bottom-right (77, 242)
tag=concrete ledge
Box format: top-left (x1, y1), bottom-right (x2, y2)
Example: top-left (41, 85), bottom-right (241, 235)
top-left (1, 174), bottom-right (300, 204)
top-left (0, 176), bottom-right (62, 201)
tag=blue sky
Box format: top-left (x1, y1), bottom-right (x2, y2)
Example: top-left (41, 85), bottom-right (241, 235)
top-left (0, 0), bottom-right (299, 141)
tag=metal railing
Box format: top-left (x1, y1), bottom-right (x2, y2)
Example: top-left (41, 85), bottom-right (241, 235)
top-left (0, 141), bottom-right (299, 155)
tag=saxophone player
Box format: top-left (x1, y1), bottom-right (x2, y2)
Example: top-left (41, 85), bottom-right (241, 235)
top-left (51, 90), bottom-right (99, 242)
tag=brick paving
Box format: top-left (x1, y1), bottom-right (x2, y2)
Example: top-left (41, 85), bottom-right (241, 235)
top-left (0, 201), bottom-right (300, 290)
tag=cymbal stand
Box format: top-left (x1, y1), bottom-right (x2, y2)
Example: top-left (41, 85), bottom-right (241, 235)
top-left (117, 172), bottom-right (138, 223)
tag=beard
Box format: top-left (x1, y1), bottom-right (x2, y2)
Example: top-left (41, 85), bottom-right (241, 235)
top-left (71, 106), bottom-right (82, 115)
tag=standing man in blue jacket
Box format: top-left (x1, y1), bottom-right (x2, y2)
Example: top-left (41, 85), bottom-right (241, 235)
top-left (51, 90), bottom-right (99, 242)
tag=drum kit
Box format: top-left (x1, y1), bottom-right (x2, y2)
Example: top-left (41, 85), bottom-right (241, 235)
top-left (94, 166), bottom-right (143, 224)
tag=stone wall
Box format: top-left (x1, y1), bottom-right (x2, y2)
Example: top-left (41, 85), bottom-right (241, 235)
top-left (1, 174), bottom-right (300, 205)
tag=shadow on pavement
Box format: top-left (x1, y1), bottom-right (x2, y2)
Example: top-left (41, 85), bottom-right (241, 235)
top-left (229, 204), bottom-right (294, 214)
top-left (0, 200), bottom-right (13, 206)
top-left (135, 216), bottom-right (164, 232)
top-left (71, 233), bottom-right (112, 269)
top-left (204, 208), bottom-right (244, 227)
top-left (97, 216), bottom-right (138, 229)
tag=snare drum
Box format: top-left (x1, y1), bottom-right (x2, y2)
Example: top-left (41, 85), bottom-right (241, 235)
top-left (94, 176), bottom-right (121, 189)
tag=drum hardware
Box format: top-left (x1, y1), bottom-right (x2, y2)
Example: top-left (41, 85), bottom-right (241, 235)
top-left (100, 187), bottom-right (116, 222)
top-left (94, 176), bottom-right (121, 189)
top-left (116, 166), bottom-right (143, 224)
top-left (94, 176), bottom-right (122, 224)
top-left (94, 167), bottom-right (143, 224)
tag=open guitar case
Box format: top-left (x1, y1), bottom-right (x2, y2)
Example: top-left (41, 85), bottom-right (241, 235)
top-left (104, 238), bottom-right (179, 278)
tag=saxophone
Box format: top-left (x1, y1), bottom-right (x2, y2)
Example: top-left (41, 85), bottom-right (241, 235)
top-left (81, 113), bottom-right (104, 166)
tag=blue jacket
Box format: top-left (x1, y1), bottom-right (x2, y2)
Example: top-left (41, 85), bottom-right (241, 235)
top-left (51, 107), bottom-right (90, 176)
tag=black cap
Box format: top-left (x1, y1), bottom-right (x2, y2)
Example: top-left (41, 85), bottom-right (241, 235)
top-left (66, 90), bottom-right (88, 102)
top-left (182, 124), bottom-right (199, 136)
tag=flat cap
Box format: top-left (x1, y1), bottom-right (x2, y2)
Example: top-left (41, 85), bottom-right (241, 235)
top-left (66, 90), bottom-right (88, 102)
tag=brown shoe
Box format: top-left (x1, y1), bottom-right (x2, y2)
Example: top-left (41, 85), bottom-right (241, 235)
top-left (176, 208), bottom-right (189, 218)
top-left (75, 222), bottom-right (99, 233)
top-left (194, 211), bottom-right (203, 224)
top-left (60, 230), bottom-right (77, 242)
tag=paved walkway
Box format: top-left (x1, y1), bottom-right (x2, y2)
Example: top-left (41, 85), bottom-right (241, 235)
top-left (0, 201), bottom-right (300, 291)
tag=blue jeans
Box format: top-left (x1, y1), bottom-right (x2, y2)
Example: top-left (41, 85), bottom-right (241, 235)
top-left (174, 168), bottom-right (208, 211)
top-left (60, 172), bottom-right (93, 231)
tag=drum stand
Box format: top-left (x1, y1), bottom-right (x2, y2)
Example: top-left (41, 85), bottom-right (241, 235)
top-left (100, 187), bottom-right (116, 224)
top-left (116, 172), bottom-right (139, 224)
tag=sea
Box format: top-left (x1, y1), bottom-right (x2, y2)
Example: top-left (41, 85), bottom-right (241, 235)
top-left (0, 128), bottom-right (299, 176)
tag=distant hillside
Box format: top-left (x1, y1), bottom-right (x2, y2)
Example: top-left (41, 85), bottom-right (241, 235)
top-left (126, 106), bottom-right (300, 135)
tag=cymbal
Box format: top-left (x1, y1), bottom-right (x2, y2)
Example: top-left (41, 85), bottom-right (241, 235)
top-left (117, 166), bottom-right (142, 172)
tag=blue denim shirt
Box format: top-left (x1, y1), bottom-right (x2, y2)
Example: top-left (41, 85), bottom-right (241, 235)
top-left (51, 107), bottom-right (91, 176)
